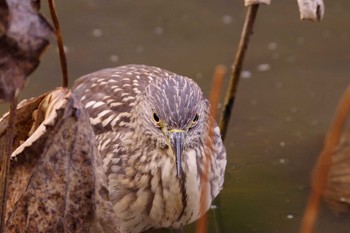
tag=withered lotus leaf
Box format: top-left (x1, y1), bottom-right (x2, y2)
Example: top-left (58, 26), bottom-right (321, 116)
top-left (0, 88), bottom-right (119, 232)
top-left (0, 0), bottom-right (52, 102)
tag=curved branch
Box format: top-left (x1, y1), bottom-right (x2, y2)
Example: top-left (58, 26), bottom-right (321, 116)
top-left (48, 0), bottom-right (68, 88)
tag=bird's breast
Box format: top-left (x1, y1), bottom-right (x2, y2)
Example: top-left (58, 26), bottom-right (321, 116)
top-left (110, 148), bottom-right (213, 232)
top-left (149, 148), bottom-right (213, 227)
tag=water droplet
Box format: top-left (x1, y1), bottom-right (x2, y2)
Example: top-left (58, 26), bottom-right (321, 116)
top-left (286, 213), bottom-right (295, 220)
top-left (222, 15), bottom-right (232, 24)
top-left (268, 42), bottom-right (278, 50)
top-left (109, 54), bottom-right (119, 63)
top-left (154, 26), bottom-right (164, 35)
top-left (241, 70), bottom-right (252, 79)
top-left (92, 28), bottom-right (103, 38)
top-left (279, 158), bottom-right (287, 164)
top-left (210, 205), bottom-right (217, 209)
top-left (136, 45), bottom-right (144, 53)
top-left (256, 63), bottom-right (271, 72)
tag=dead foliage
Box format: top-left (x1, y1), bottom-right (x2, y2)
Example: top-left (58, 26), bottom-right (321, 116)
top-left (0, 88), bottom-right (120, 233)
top-left (0, 0), bottom-right (52, 102)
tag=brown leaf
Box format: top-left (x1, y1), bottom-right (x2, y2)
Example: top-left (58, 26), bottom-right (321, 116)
top-left (0, 0), bottom-right (53, 102)
top-left (324, 131), bottom-right (350, 214)
top-left (0, 88), bottom-right (120, 232)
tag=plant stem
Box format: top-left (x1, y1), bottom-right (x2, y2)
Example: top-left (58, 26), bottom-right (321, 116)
top-left (48, 0), bottom-right (68, 88)
top-left (219, 4), bottom-right (259, 140)
top-left (299, 86), bottom-right (350, 233)
top-left (196, 65), bottom-right (226, 233)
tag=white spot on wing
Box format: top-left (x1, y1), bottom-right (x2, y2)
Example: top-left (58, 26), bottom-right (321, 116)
top-left (98, 110), bottom-right (111, 118)
top-left (122, 96), bottom-right (135, 102)
top-left (101, 114), bottom-right (116, 127)
top-left (110, 112), bottom-right (131, 128)
top-left (92, 101), bottom-right (105, 109)
top-left (85, 100), bottom-right (96, 108)
top-left (90, 117), bottom-right (101, 126)
top-left (110, 102), bottom-right (123, 108)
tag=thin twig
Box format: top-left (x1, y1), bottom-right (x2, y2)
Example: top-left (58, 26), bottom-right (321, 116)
top-left (196, 65), bottom-right (226, 233)
top-left (299, 86), bottom-right (350, 233)
top-left (219, 4), bottom-right (259, 140)
top-left (48, 0), bottom-right (68, 88)
top-left (0, 94), bottom-right (18, 232)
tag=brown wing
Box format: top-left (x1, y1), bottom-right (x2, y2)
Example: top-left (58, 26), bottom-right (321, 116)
top-left (72, 64), bottom-right (175, 135)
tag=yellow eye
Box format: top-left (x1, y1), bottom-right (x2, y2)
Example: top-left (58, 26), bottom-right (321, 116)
top-left (190, 114), bottom-right (199, 128)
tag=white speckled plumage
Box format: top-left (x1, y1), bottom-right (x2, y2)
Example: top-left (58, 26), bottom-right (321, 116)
top-left (73, 64), bottom-right (226, 233)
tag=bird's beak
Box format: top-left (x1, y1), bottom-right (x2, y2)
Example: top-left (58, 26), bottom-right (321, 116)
top-left (169, 130), bottom-right (185, 179)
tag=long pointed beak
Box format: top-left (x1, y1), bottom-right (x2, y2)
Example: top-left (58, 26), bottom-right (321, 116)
top-left (169, 131), bottom-right (185, 179)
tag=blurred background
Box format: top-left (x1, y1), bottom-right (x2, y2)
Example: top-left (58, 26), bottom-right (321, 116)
top-left (2, 0), bottom-right (350, 232)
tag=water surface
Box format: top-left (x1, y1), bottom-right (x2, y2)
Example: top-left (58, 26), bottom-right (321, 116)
top-left (2, 1), bottom-right (350, 232)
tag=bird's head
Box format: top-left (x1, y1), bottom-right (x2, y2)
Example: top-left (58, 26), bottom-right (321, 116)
top-left (135, 75), bottom-right (211, 178)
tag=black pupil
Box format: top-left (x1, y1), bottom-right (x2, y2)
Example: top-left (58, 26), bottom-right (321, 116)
top-left (193, 114), bottom-right (199, 122)
top-left (153, 113), bottom-right (160, 122)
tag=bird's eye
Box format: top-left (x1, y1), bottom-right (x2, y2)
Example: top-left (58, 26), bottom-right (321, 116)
top-left (190, 114), bottom-right (199, 128)
top-left (153, 113), bottom-right (161, 127)
top-left (193, 114), bottom-right (199, 123)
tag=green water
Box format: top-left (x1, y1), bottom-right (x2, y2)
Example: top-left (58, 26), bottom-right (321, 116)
top-left (2, 0), bottom-right (350, 232)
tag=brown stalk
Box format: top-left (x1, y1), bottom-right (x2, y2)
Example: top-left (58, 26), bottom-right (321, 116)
top-left (196, 65), bottom-right (227, 233)
top-left (0, 94), bottom-right (18, 233)
top-left (299, 86), bottom-right (350, 233)
top-left (196, 4), bottom-right (261, 232)
top-left (219, 4), bottom-right (260, 140)
top-left (48, 0), bottom-right (68, 88)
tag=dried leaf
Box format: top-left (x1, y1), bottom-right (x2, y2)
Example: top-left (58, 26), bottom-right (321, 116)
top-left (0, 89), bottom-right (120, 232)
top-left (244, 0), bottom-right (271, 6)
top-left (324, 131), bottom-right (350, 214)
top-left (297, 0), bottom-right (325, 22)
top-left (0, 0), bottom-right (53, 102)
